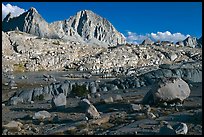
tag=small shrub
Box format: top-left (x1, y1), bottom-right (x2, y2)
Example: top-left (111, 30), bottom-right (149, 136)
top-left (71, 84), bottom-right (89, 97)
top-left (13, 63), bottom-right (25, 72)
top-left (52, 41), bottom-right (60, 45)
top-left (33, 94), bottom-right (44, 101)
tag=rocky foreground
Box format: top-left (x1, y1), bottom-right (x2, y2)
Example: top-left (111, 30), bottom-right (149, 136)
top-left (2, 73), bottom-right (202, 135)
top-left (2, 8), bottom-right (202, 135)
top-left (2, 30), bottom-right (202, 135)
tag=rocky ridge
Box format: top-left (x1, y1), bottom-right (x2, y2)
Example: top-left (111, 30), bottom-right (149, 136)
top-left (2, 8), bottom-right (126, 46)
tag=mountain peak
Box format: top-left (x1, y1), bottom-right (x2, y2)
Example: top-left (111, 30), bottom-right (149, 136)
top-left (68, 9), bottom-right (126, 45)
top-left (78, 9), bottom-right (93, 14)
top-left (75, 9), bottom-right (95, 17)
top-left (2, 7), bottom-right (126, 46)
top-left (27, 7), bottom-right (38, 14)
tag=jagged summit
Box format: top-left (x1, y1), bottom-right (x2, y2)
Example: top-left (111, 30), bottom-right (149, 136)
top-left (67, 9), bottom-right (126, 45)
top-left (2, 7), bottom-right (126, 46)
top-left (29, 7), bottom-right (38, 13)
top-left (183, 36), bottom-right (198, 48)
top-left (3, 7), bottom-right (38, 22)
top-left (78, 9), bottom-right (93, 14)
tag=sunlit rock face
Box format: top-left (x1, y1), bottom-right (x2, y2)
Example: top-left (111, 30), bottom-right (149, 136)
top-left (2, 8), bottom-right (126, 46)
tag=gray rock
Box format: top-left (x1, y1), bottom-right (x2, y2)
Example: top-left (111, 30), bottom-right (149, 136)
top-left (101, 86), bottom-right (108, 92)
top-left (147, 112), bottom-right (156, 119)
top-left (142, 77), bottom-right (190, 105)
top-left (106, 84), bottom-right (118, 91)
top-left (135, 80), bottom-right (141, 87)
top-left (33, 87), bottom-right (43, 99)
top-left (90, 85), bottom-right (97, 94)
top-left (33, 110), bottom-right (51, 120)
top-left (89, 114), bottom-right (110, 125)
top-left (77, 65), bottom-right (86, 71)
top-left (102, 96), bottom-right (114, 104)
top-left (79, 99), bottom-right (100, 119)
top-left (143, 105), bottom-right (151, 113)
top-left (18, 90), bottom-right (34, 103)
top-left (9, 97), bottom-right (23, 105)
top-left (130, 104), bottom-right (142, 112)
top-left (2, 31), bottom-right (13, 56)
top-left (20, 75), bottom-right (28, 79)
top-left (114, 94), bottom-right (123, 101)
top-left (162, 102), bottom-right (168, 107)
top-left (181, 68), bottom-right (202, 83)
top-left (3, 121), bottom-right (23, 132)
top-left (161, 69), bottom-right (173, 78)
top-left (86, 104), bottom-right (101, 119)
top-left (167, 52), bottom-right (177, 61)
top-left (43, 93), bottom-right (53, 101)
top-left (79, 98), bottom-right (92, 109)
top-left (59, 82), bottom-right (71, 96)
top-left (8, 74), bottom-right (15, 80)
top-left (8, 80), bottom-right (17, 87)
top-left (95, 93), bottom-right (101, 98)
top-left (173, 122), bottom-right (188, 135)
top-left (51, 93), bottom-right (66, 109)
top-left (83, 74), bottom-right (92, 79)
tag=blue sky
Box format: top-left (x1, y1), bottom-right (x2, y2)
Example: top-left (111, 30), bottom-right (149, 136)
top-left (2, 2), bottom-right (202, 44)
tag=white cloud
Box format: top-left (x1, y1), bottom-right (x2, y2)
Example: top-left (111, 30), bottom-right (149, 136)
top-left (2, 3), bottom-right (26, 21)
top-left (124, 30), bottom-right (190, 44)
top-left (149, 31), bottom-right (190, 42)
top-left (125, 31), bottom-right (148, 44)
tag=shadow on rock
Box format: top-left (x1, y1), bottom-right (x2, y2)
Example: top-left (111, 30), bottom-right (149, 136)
top-left (95, 102), bottom-right (130, 113)
top-left (170, 114), bottom-right (202, 125)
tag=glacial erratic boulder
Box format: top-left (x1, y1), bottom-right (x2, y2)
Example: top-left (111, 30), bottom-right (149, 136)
top-left (142, 77), bottom-right (191, 105)
top-left (79, 99), bottom-right (100, 119)
top-left (51, 93), bottom-right (67, 109)
top-left (86, 104), bottom-right (101, 119)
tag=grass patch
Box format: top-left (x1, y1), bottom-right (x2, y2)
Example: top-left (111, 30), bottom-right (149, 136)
top-left (71, 84), bottom-right (90, 97)
top-left (33, 94), bottom-right (44, 101)
top-left (52, 41), bottom-right (60, 45)
top-left (13, 63), bottom-right (25, 72)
